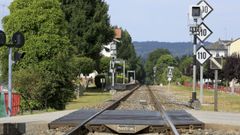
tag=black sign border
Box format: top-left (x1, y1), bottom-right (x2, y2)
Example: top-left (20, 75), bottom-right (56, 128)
top-left (196, 45), bottom-right (212, 65)
top-left (197, 22), bottom-right (213, 43)
top-left (197, 0), bottom-right (214, 20)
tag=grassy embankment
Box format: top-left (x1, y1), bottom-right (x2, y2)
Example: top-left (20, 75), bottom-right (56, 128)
top-left (19, 89), bottom-right (111, 115)
top-left (66, 91), bottom-right (111, 110)
top-left (171, 85), bottom-right (240, 112)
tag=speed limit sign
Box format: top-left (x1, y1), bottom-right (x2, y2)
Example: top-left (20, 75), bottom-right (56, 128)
top-left (196, 46), bottom-right (212, 65)
top-left (197, 22), bottom-right (213, 42)
top-left (198, 0), bottom-right (213, 20)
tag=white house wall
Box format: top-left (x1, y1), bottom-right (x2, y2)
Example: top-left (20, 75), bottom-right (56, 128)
top-left (229, 39), bottom-right (240, 56)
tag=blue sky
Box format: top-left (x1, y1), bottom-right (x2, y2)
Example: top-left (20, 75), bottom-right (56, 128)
top-left (0, 0), bottom-right (12, 28)
top-left (1, 0), bottom-right (240, 42)
top-left (105, 0), bottom-right (240, 42)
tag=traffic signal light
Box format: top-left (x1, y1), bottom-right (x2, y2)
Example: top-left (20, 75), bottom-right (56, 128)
top-left (14, 51), bottom-right (25, 62)
top-left (191, 5), bottom-right (201, 20)
top-left (12, 32), bottom-right (25, 48)
top-left (0, 30), bottom-right (6, 47)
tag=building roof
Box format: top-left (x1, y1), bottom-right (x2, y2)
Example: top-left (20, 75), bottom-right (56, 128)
top-left (229, 38), bottom-right (240, 45)
top-left (206, 39), bottom-right (232, 50)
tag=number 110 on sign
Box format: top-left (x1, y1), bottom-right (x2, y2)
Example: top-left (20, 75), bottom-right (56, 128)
top-left (196, 46), bottom-right (212, 65)
top-left (197, 52), bottom-right (207, 59)
top-left (199, 28), bottom-right (207, 37)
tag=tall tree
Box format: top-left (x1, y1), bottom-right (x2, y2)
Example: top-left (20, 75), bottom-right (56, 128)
top-left (99, 56), bottom-right (111, 74)
top-left (155, 54), bottom-right (181, 84)
top-left (144, 49), bottom-right (170, 84)
top-left (117, 29), bottom-right (136, 61)
top-left (115, 29), bottom-right (145, 82)
top-left (72, 56), bottom-right (95, 96)
top-left (61, 0), bottom-right (114, 70)
top-left (179, 55), bottom-right (193, 76)
top-left (1, 0), bottom-right (75, 110)
top-left (223, 55), bottom-right (239, 83)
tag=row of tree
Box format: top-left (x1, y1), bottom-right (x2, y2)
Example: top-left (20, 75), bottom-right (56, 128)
top-left (144, 48), bottom-right (240, 88)
top-left (0, 0), bottom-right (143, 111)
top-left (144, 49), bottom-right (184, 85)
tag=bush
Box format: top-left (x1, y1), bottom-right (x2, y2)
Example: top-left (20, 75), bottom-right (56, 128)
top-left (116, 75), bottom-right (123, 83)
top-left (95, 75), bottom-right (106, 88)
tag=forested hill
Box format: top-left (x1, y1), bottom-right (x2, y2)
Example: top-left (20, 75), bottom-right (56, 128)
top-left (133, 41), bottom-right (211, 59)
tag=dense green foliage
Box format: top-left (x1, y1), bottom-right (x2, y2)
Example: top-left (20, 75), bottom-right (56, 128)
top-left (73, 56), bottom-right (95, 76)
top-left (117, 30), bottom-right (136, 61)
top-left (1, 0), bottom-right (77, 110)
top-left (94, 74), bottom-right (106, 88)
top-left (116, 29), bottom-right (145, 83)
top-left (144, 49), bottom-right (170, 84)
top-left (223, 55), bottom-right (239, 82)
top-left (99, 57), bottom-right (111, 74)
top-left (178, 55), bottom-right (193, 76)
top-left (61, 0), bottom-right (114, 71)
top-left (0, 0), bottom-right (146, 111)
top-left (144, 48), bottom-right (192, 85)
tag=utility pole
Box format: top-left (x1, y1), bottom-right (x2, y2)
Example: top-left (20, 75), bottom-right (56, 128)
top-left (8, 47), bottom-right (12, 116)
top-left (200, 65), bottom-right (204, 103)
top-left (210, 57), bottom-right (223, 111)
top-left (192, 33), bottom-right (197, 102)
top-left (167, 66), bottom-right (174, 91)
top-left (110, 41), bottom-right (116, 89)
top-left (214, 70), bottom-right (218, 111)
top-left (111, 58), bottom-right (115, 88)
top-left (189, 5), bottom-right (201, 103)
top-left (153, 66), bottom-right (157, 85)
top-left (110, 39), bottom-right (120, 89)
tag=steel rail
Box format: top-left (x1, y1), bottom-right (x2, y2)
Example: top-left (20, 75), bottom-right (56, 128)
top-left (147, 86), bottom-right (180, 135)
top-left (65, 85), bottom-right (141, 135)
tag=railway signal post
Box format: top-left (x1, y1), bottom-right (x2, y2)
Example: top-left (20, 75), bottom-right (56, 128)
top-left (189, 5), bottom-right (201, 107)
top-left (153, 66), bottom-right (157, 85)
top-left (189, 0), bottom-right (213, 108)
top-left (110, 40), bottom-right (118, 89)
top-left (167, 66), bottom-right (174, 91)
top-left (0, 30), bottom-right (25, 116)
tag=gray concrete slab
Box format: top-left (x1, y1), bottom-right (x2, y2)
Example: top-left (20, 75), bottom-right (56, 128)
top-left (0, 110), bottom-right (76, 123)
top-left (0, 110), bottom-right (77, 135)
top-left (88, 110), bottom-right (165, 125)
top-left (186, 110), bottom-right (240, 126)
top-left (49, 109), bottom-right (99, 129)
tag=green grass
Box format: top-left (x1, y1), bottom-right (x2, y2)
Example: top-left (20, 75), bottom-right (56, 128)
top-left (66, 92), bottom-right (111, 110)
top-left (17, 91), bottom-right (111, 115)
top-left (171, 85), bottom-right (240, 112)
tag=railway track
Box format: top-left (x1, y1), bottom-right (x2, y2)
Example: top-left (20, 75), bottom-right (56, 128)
top-left (64, 85), bottom-right (141, 135)
top-left (147, 86), bottom-right (179, 135)
top-left (49, 85), bottom-right (204, 135)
